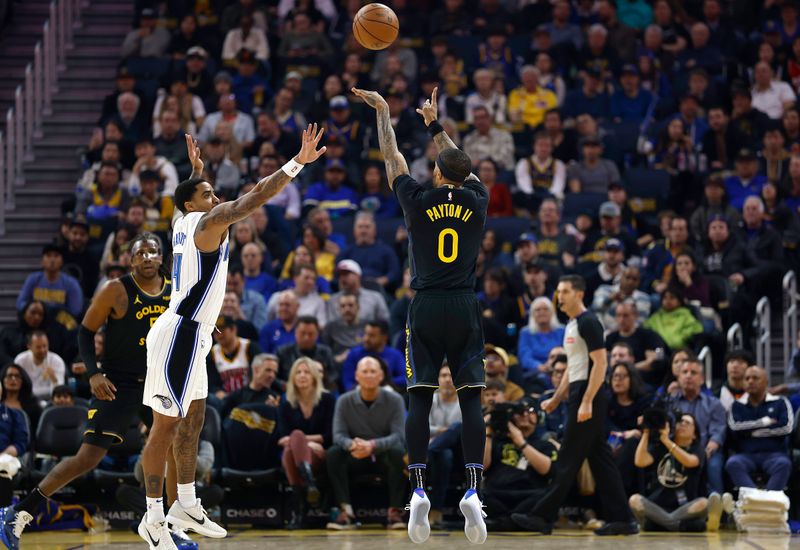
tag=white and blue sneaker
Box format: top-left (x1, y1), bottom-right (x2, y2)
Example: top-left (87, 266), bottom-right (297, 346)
top-left (166, 499), bottom-right (227, 539)
top-left (0, 506), bottom-right (32, 550)
top-left (138, 517), bottom-right (178, 550)
top-left (459, 489), bottom-right (487, 544)
top-left (170, 526), bottom-right (198, 550)
top-left (406, 488), bottom-right (431, 544)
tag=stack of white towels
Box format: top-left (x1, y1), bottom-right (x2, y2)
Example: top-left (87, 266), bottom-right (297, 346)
top-left (733, 487), bottom-right (790, 534)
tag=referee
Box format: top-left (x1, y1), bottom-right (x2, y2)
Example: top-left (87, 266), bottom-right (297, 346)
top-left (512, 274), bottom-right (638, 535)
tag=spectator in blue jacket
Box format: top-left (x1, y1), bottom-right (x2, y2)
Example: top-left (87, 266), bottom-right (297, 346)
top-left (341, 321), bottom-right (404, 391)
top-left (725, 366), bottom-right (794, 491)
top-left (16, 245), bottom-right (83, 329)
top-left (258, 290), bottom-right (299, 354)
top-left (610, 64), bottom-right (653, 122)
top-left (724, 148), bottom-right (767, 211)
top-left (302, 159), bottom-right (359, 218)
top-left (517, 297), bottom-right (564, 376)
top-left (338, 212), bottom-right (400, 291)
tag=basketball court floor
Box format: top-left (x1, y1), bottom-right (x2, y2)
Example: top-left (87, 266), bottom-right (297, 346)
top-left (15, 529), bottom-right (796, 549)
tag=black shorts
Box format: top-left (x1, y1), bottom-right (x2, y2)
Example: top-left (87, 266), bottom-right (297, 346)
top-left (84, 380), bottom-right (151, 449)
top-left (405, 289), bottom-right (485, 390)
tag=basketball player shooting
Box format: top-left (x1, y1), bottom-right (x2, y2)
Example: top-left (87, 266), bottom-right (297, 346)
top-left (137, 125), bottom-right (326, 550)
top-left (352, 86), bottom-right (489, 545)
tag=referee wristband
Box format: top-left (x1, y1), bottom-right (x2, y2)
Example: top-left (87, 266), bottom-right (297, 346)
top-left (427, 120), bottom-right (444, 137)
top-left (281, 158), bottom-right (304, 178)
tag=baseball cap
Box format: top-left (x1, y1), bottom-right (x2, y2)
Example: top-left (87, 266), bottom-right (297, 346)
top-left (604, 238), bottom-right (625, 252)
top-left (608, 181), bottom-right (624, 190)
top-left (705, 174), bottom-right (724, 187)
top-left (485, 344), bottom-right (509, 366)
top-left (70, 215), bottom-right (90, 231)
top-left (284, 71), bottom-right (303, 82)
top-left (325, 158), bottom-right (346, 171)
top-left (518, 232), bottom-right (537, 245)
top-left (140, 7), bottom-right (156, 19)
top-left (330, 95), bottom-right (349, 110)
top-left (216, 315), bottom-right (236, 329)
top-left (213, 71), bottom-right (232, 84)
top-left (116, 66), bottom-right (134, 80)
top-left (763, 20), bottom-right (780, 34)
top-left (139, 169), bottom-right (162, 183)
top-left (620, 64), bottom-right (639, 76)
top-left (581, 134), bottom-right (602, 147)
top-left (336, 259), bottom-right (362, 276)
top-left (525, 258), bottom-right (546, 272)
top-left (599, 201), bottom-right (621, 217)
top-left (186, 46), bottom-right (208, 59)
top-left (534, 24), bottom-right (551, 36)
top-left (737, 148), bottom-right (757, 161)
top-left (41, 243), bottom-right (62, 256)
top-left (52, 384), bottom-right (74, 398)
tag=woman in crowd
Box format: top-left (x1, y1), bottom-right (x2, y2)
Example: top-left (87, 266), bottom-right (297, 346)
top-left (669, 252), bottom-right (710, 307)
top-left (478, 159), bottom-right (514, 218)
top-left (278, 357), bottom-right (336, 529)
top-left (607, 362), bottom-right (650, 439)
top-left (281, 226), bottom-right (336, 282)
top-left (517, 297), bottom-right (564, 377)
top-left (0, 364), bottom-right (41, 433)
top-left (644, 286), bottom-right (704, 351)
top-left (279, 244), bottom-right (332, 294)
top-left (630, 413), bottom-right (726, 532)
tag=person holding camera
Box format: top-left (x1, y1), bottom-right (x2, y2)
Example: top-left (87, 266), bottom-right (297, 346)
top-left (482, 399), bottom-right (557, 530)
top-left (629, 413), bottom-right (727, 532)
top-left (512, 274), bottom-right (637, 535)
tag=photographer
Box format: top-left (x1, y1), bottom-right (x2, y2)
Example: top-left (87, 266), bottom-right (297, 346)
top-left (629, 413), bottom-right (725, 532)
top-left (482, 399), bottom-right (557, 530)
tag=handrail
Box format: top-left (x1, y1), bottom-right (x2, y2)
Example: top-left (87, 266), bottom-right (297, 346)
top-left (698, 346), bottom-right (712, 387)
top-left (727, 323), bottom-right (743, 350)
top-left (784, 271), bottom-right (798, 382)
top-left (755, 297), bottom-right (772, 382)
top-left (0, 0), bottom-right (81, 235)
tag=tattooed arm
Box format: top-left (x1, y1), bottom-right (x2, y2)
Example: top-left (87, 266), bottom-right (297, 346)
top-left (193, 124), bottom-right (326, 252)
top-left (351, 88), bottom-right (409, 190)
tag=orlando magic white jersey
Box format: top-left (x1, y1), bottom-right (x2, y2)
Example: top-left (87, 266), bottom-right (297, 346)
top-left (168, 211), bottom-right (230, 325)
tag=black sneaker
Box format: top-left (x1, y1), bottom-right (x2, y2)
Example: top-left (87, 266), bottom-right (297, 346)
top-left (594, 521), bottom-right (639, 536)
top-left (510, 513), bottom-right (553, 534)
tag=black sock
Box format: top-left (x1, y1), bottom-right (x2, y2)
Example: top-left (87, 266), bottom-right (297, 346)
top-left (409, 464), bottom-right (426, 491)
top-left (465, 464), bottom-right (483, 491)
top-left (17, 487), bottom-right (47, 514)
top-left (405, 387), bottom-right (434, 464)
top-left (457, 387), bottom-right (485, 465)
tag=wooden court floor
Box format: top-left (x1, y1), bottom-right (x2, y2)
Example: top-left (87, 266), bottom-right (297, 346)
top-left (15, 529), bottom-right (798, 549)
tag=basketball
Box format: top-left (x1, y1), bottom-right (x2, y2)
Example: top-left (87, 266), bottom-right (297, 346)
top-left (353, 3), bottom-right (399, 50)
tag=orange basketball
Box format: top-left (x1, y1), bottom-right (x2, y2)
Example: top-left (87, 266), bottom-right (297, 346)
top-left (353, 3), bottom-right (399, 50)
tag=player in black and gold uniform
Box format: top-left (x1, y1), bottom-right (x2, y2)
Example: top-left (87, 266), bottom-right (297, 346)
top-left (353, 86), bottom-right (489, 545)
top-left (0, 233), bottom-right (196, 550)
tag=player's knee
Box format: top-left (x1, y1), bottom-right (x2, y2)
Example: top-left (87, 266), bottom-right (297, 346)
top-left (76, 444), bottom-right (109, 468)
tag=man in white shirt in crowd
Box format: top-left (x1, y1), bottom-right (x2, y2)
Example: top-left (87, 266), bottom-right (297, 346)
top-left (751, 61), bottom-right (796, 120)
top-left (13, 331), bottom-right (65, 403)
top-left (462, 106), bottom-right (515, 171)
top-left (267, 263), bottom-right (327, 327)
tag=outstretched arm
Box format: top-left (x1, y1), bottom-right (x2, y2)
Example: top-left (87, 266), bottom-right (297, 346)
top-left (186, 133), bottom-right (204, 180)
top-left (415, 87), bottom-right (458, 153)
top-left (352, 88), bottom-right (409, 189)
top-left (194, 124), bottom-right (326, 251)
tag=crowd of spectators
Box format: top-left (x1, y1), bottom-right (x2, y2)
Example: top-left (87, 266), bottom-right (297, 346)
top-left (5, 0), bottom-right (800, 533)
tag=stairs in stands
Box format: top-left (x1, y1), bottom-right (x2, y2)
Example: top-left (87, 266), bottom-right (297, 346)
top-left (0, 0), bottom-right (134, 325)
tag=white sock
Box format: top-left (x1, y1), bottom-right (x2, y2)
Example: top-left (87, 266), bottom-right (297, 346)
top-left (146, 497), bottom-right (164, 524)
top-left (177, 482), bottom-right (197, 508)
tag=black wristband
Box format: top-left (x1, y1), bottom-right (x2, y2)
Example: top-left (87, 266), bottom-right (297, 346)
top-left (78, 325), bottom-right (101, 378)
top-left (427, 120), bottom-right (444, 137)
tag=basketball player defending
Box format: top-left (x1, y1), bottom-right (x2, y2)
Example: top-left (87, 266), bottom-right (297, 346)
top-left (0, 234), bottom-right (195, 550)
top-left (138, 126), bottom-right (326, 550)
top-left (353, 87), bottom-right (489, 545)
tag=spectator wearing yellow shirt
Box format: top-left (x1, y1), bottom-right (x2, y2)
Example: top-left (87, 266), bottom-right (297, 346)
top-left (508, 66), bottom-right (558, 128)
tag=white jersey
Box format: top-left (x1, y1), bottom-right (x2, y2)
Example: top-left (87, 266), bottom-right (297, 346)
top-left (169, 211), bottom-right (230, 325)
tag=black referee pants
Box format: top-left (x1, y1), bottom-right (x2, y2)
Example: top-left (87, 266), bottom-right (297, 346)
top-left (531, 381), bottom-right (633, 523)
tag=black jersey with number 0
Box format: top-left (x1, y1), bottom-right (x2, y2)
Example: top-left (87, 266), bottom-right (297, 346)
top-left (102, 274), bottom-right (171, 383)
top-left (393, 174), bottom-right (489, 291)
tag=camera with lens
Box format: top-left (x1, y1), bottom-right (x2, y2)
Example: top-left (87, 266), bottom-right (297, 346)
top-left (640, 395), bottom-right (680, 432)
top-left (488, 402), bottom-right (522, 438)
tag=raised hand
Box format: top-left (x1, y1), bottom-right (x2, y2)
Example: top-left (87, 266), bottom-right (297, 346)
top-left (351, 87), bottom-right (389, 112)
top-left (185, 133), bottom-right (204, 176)
top-left (295, 123), bottom-right (327, 164)
top-left (415, 86), bottom-right (438, 127)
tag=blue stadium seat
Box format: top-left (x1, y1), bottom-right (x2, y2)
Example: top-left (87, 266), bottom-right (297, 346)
top-left (126, 58), bottom-right (171, 80)
top-left (485, 216), bottom-right (530, 246)
top-left (562, 192), bottom-right (607, 223)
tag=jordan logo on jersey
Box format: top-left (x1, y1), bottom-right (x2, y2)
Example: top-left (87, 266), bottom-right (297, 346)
top-left (134, 295), bottom-right (142, 305)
